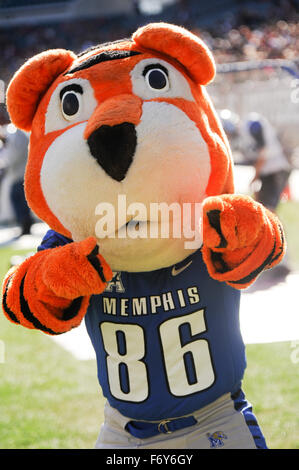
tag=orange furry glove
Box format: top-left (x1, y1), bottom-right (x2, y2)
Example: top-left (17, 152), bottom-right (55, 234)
top-left (39, 237), bottom-right (112, 300)
top-left (2, 237), bottom-right (112, 334)
top-left (202, 194), bottom-right (285, 289)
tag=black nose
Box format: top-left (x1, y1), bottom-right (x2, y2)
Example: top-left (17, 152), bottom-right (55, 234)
top-left (87, 122), bottom-right (137, 182)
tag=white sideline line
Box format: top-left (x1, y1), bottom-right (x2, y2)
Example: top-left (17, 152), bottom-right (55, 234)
top-left (240, 273), bottom-right (299, 345)
top-left (50, 273), bottom-right (299, 360)
top-left (52, 323), bottom-right (96, 360)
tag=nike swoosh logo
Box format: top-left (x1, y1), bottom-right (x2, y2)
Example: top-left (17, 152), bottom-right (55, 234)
top-left (171, 260), bottom-right (193, 276)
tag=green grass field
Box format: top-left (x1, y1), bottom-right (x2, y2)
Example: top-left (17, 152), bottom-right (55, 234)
top-left (0, 201), bottom-right (298, 449)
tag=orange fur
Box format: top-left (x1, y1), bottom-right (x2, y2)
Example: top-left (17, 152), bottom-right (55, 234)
top-left (202, 195), bottom-right (285, 288)
top-left (41, 237), bottom-right (112, 299)
top-left (84, 94), bottom-right (142, 139)
top-left (2, 238), bottom-right (112, 333)
top-left (2, 22), bottom-right (286, 335)
top-left (157, 96), bottom-right (234, 196)
top-left (24, 127), bottom-right (74, 237)
top-left (6, 24), bottom-right (232, 230)
top-left (132, 22), bottom-right (215, 85)
top-left (6, 49), bottom-right (76, 131)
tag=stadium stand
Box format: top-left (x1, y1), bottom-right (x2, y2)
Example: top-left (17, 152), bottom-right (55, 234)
top-left (0, 0), bottom-right (298, 226)
top-left (0, 1), bottom-right (297, 122)
top-left (0, 0), bottom-right (71, 6)
top-left (0, 1), bottom-right (298, 157)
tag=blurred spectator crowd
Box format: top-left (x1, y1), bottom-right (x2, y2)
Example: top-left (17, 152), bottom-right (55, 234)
top-left (0, 0), bottom-right (298, 85)
top-left (201, 16), bottom-right (298, 64)
top-left (0, 0), bottom-right (297, 229)
top-left (0, 0), bottom-right (298, 125)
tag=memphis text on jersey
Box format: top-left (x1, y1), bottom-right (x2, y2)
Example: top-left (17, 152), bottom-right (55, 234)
top-left (103, 272), bottom-right (200, 317)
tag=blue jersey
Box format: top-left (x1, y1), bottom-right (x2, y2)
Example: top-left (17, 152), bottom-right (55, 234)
top-left (39, 230), bottom-right (246, 421)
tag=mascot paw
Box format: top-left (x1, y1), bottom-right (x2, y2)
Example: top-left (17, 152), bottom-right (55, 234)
top-left (202, 194), bottom-right (285, 288)
top-left (42, 237), bottom-right (113, 299)
top-left (202, 194), bottom-right (266, 253)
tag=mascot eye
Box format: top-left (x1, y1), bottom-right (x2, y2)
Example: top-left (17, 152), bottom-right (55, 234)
top-left (143, 65), bottom-right (169, 91)
top-left (60, 87), bottom-right (83, 120)
top-left (61, 92), bottom-right (80, 119)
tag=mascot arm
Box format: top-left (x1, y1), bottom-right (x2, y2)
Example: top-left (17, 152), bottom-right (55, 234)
top-left (202, 194), bottom-right (285, 289)
top-left (2, 237), bottom-right (112, 335)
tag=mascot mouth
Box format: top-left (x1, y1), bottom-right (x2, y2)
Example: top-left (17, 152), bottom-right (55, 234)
top-left (114, 219), bottom-right (157, 238)
top-left (96, 217), bottom-right (164, 240)
top-left (94, 196), bottom-right (201, 243)
top-left (99, 217), bottom-right (185, 241)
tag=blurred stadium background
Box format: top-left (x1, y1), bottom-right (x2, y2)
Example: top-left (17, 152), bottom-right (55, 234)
top-left (0, 0), bottom-right (299, 219)
top-left (0, 0), bottom-right (298, 450)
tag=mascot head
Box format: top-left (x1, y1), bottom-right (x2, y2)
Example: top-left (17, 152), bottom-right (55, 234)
top-left (6, 22), bottom-right (234, 271)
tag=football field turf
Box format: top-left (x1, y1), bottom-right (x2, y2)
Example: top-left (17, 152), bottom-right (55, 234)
top-left (0, 305), bottom-right (297, 449)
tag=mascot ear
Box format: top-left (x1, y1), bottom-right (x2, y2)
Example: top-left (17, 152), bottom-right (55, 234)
top-left (6, 49), bottom-right (76, 131)
top-left (132, 22), bottom-right (215, 85)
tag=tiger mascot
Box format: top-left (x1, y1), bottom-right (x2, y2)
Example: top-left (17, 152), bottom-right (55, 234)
top-left (2, 23), bottom-right (285, 449)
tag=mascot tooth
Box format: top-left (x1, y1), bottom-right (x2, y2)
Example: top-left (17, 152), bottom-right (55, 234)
top-left (3, 22), bottom-right (285, 449)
